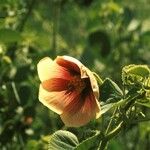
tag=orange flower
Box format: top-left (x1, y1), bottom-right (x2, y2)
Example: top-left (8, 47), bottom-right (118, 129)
top-left (37, 56), bottom-right (101, 127)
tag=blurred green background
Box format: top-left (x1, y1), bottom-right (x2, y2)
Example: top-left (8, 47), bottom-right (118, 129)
top-left (0, 0), bottom-right (150, 149)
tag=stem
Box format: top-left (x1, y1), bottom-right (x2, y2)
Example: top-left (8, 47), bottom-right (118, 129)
top-left (99, 122), bottom-right (123, 150)
top-left (98, 87), bottom-right (146, 150)
top-left (11, 82), bottom-right (21, 104)
top-left (124, 90), bottom-right (145, 111)
top-left (99, 108), bottom-right (118, 149)
top-left (98, 92), bottom-right (142, 150)
top-left (105, 108), bottom-right (117, 134)
top-left (18, 133), bottom-right (24, 148)
top-left (99, 139), bottom-right (107, 150)
top-left (106, 121), bottom-right (123, 140)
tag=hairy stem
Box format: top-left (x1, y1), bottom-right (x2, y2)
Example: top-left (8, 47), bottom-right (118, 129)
top-left (105, 108), bottom-right (117, 134)
top-left (99, 122), bottom-right (123, 150)
top-left (98, 90), bottom-right (145, 150)
top-left (124, 90), bottom-right (145, 111)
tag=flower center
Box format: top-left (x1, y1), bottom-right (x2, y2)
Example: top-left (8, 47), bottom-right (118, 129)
top-left (68, 76), bottom-right (86, 92)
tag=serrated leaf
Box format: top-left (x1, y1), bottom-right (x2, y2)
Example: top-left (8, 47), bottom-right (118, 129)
top-left (75, 131), bottom-right (101, 150)
top-left (123, 65), bottom-right (150, 77)
top-left (0, 28), bottom-right (22, 43)
top-left (49, 130), bottom-right (79, 150)
top-left (122, 65), bottom-right (150, 85)
top-left (100, 78), bottom-right (123, 102)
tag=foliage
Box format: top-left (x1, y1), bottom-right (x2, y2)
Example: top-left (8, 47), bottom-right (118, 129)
top-left (47, 64), bottom-right (150, 150)
top-left (0, 0), bottom-right (150, 149)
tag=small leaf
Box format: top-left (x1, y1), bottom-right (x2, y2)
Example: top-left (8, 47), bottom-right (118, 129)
top-left (101, 103), bottom-right (114, 115)
top-left (2, 56), bottom-right (12, 64)
top-left (100, 78), bottom-right (123, 102)
top-left (49, 130), bottom-right (79, 150)
top-left (127, 19), bottom-right (140, 31)
top-left (101, 99), bottom-right (125, 115)
top-left (75, 131), bottom-right (101, 150)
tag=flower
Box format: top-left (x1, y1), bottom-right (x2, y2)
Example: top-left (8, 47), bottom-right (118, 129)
top-left (37, 56), bottom-right (101, 127)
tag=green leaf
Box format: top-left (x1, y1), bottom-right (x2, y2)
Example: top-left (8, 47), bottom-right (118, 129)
top-left (100, 78), bottom-right (123, 102)
top-left (88, 30), bottom-right (111, 57)
top-left (122, 65), bottom-right (150, 85)
top-left (75, 131), bottom-right (101, 150)
top-left (49, 130), bottom-right (79, 150)
top-left (15, 65), bottom-right (30, 82)
top-left (123, 65), bottom-right (150, 77)
top-left (137, 92), bottom-right (150, 108)
top-left (49, 130), bottom-right (103, 150)
top-left (101, 99), bottom-right (126, 115)
top-left (127, 19), bottom-right (140, 31)
top-left (101, 103), bottom-right (115, 115)
top-left (26, 140), bottom-right (40, 150)
top-left (107, 2), bottom-right (123, 13)
top-left (0, 28), bottom-right (22, 43)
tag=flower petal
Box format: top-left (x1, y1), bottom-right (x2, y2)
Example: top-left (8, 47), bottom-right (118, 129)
top-left (37, 57), bottom-right (53, 81)
top-left (60, 91), bottom-right (101, 127)
top-left (85, 68), bottom-right (99, 99)
top-left (39, 84), bottom-right (79, 114)
top-left (42, 78), bottom-right (69, 92)
top-left (37, 57), bottom-right (72, 82)
top-left (55, 56), bottom-right (99, 99)
top-left (55, 56), bottom-right (81, 73)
